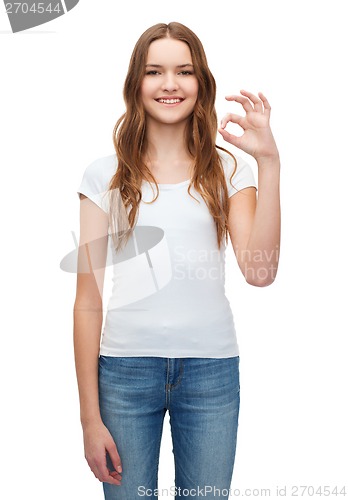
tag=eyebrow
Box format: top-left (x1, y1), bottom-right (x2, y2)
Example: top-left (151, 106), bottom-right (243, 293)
top-left (145, 64), bottom-right (194, 68)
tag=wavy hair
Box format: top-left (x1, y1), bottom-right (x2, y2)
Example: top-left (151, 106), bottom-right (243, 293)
top-left (107, 22), bottom-right (237, 252)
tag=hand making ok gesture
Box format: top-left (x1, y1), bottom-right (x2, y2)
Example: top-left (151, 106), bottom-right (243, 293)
top-left (218, 89), bottom-right (279, 162)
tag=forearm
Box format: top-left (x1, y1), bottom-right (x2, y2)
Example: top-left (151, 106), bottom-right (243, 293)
top-left (244, 155), bottom-right (281, 286)
top-left (73, 306), bottom-right (104, 428)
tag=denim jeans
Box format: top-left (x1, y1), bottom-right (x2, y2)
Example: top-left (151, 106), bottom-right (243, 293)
top-left (98, 355), bottom-right (240, 499)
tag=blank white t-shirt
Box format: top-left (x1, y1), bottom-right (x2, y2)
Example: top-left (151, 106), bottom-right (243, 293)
top-left (77, 148), bottom-right (257, 358)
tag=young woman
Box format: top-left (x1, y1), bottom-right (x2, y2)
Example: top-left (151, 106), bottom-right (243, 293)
top-left (74, 22), bottom-right (280, 499)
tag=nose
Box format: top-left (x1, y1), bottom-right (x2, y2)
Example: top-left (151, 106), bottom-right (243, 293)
top-left (161, 71), bottom-right (179, 92)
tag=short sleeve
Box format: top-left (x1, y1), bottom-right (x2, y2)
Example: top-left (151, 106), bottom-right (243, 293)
top-left (220, 150), bottom-right (258, 198)
top-left (77, 155), bottom-right (117, 213)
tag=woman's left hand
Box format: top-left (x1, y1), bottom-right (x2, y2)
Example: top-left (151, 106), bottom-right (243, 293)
top-left (218, 90), bottom-right (279, 161)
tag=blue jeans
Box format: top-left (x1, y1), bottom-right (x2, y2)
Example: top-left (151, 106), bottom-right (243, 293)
top-left (98, 355), bottom-right (240, 499)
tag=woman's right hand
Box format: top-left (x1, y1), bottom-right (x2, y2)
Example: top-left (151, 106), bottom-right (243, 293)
top-left (82, 421), bottom-right (123, 486)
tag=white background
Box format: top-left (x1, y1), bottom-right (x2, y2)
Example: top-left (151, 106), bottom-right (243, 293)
top-left (1, 0), bottom-right (347, 498)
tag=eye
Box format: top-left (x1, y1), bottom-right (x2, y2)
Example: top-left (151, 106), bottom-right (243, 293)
top-left (179, 71), bottom-right (194, 76)
top-left (145, 70), bottom-right (160, 75)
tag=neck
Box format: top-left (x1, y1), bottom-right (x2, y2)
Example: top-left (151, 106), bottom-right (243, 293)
top-left (144, 119), bottom-right (191, 163)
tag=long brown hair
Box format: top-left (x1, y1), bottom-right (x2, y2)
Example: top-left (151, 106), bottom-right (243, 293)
top-left (107, 22), bottom-right (237, 252)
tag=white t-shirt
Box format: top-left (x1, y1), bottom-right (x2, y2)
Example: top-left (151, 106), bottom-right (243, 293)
top-left (77, 149), bottom-right (257, 358)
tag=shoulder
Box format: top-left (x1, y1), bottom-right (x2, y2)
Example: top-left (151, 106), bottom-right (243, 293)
top-left (216, 147), bottom-right (258, 197)
top-left (77, 153), bottom-right (118, 213)
top-left (82, 153), bottom-right (118, 186)
top-left (217, 147), bottom-right (247, 172)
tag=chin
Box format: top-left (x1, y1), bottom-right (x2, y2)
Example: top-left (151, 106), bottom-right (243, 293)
top-left (147, 109), bottom-right (194, 126)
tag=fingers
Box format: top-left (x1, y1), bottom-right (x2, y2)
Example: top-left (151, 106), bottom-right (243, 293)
top-left (225, 90), bottom-right (271, 115)
top-left (225, 94), bottom-right (253, 112)
top-left (93, 455), bottom-right (122, 485)
top-left (218, 111), bottom-right (244, 148)
top-left (218, 126), bottom-right (242, 149)
top-left (220, 113), bottom-right (244, 129)
top-left (240, 89), bottom-right (263, 112)
top-left (99, 464), bottom-right (122, 486)
top-left (106, 441), bottom-right (123, 475)
top-left (87, 450), bottom-right (122, 486)
top-left (258, 91), bottom-right (271, 114)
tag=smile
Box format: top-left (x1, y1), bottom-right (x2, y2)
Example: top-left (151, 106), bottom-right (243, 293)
top-left (155, 98), bottom-right (185, 106)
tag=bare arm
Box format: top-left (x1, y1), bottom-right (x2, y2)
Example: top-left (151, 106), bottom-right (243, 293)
top-left (219, 90), bottom-right (281, 286)
top-left (73, 194), bottom-right (108, 426)
top-left (73, 194), bottom-right (122, 485)
top-left (228, 157), bottom-right (280, 286)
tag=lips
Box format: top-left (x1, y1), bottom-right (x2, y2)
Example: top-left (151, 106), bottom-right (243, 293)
top-left (155, 97), bottom-right (185, 104)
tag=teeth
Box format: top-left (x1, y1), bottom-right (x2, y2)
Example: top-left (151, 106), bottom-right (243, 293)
top-left (158, 99), bottom-right (182, 104)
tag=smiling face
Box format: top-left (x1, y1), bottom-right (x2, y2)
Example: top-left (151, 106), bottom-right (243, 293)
top-left (140, 37), bottom-right (199, 127)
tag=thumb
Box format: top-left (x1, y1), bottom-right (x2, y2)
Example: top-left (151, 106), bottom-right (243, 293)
top-left (218, 127), bottom-right (242, 148)
top-left (106, 440), bottom-right (122, 473)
